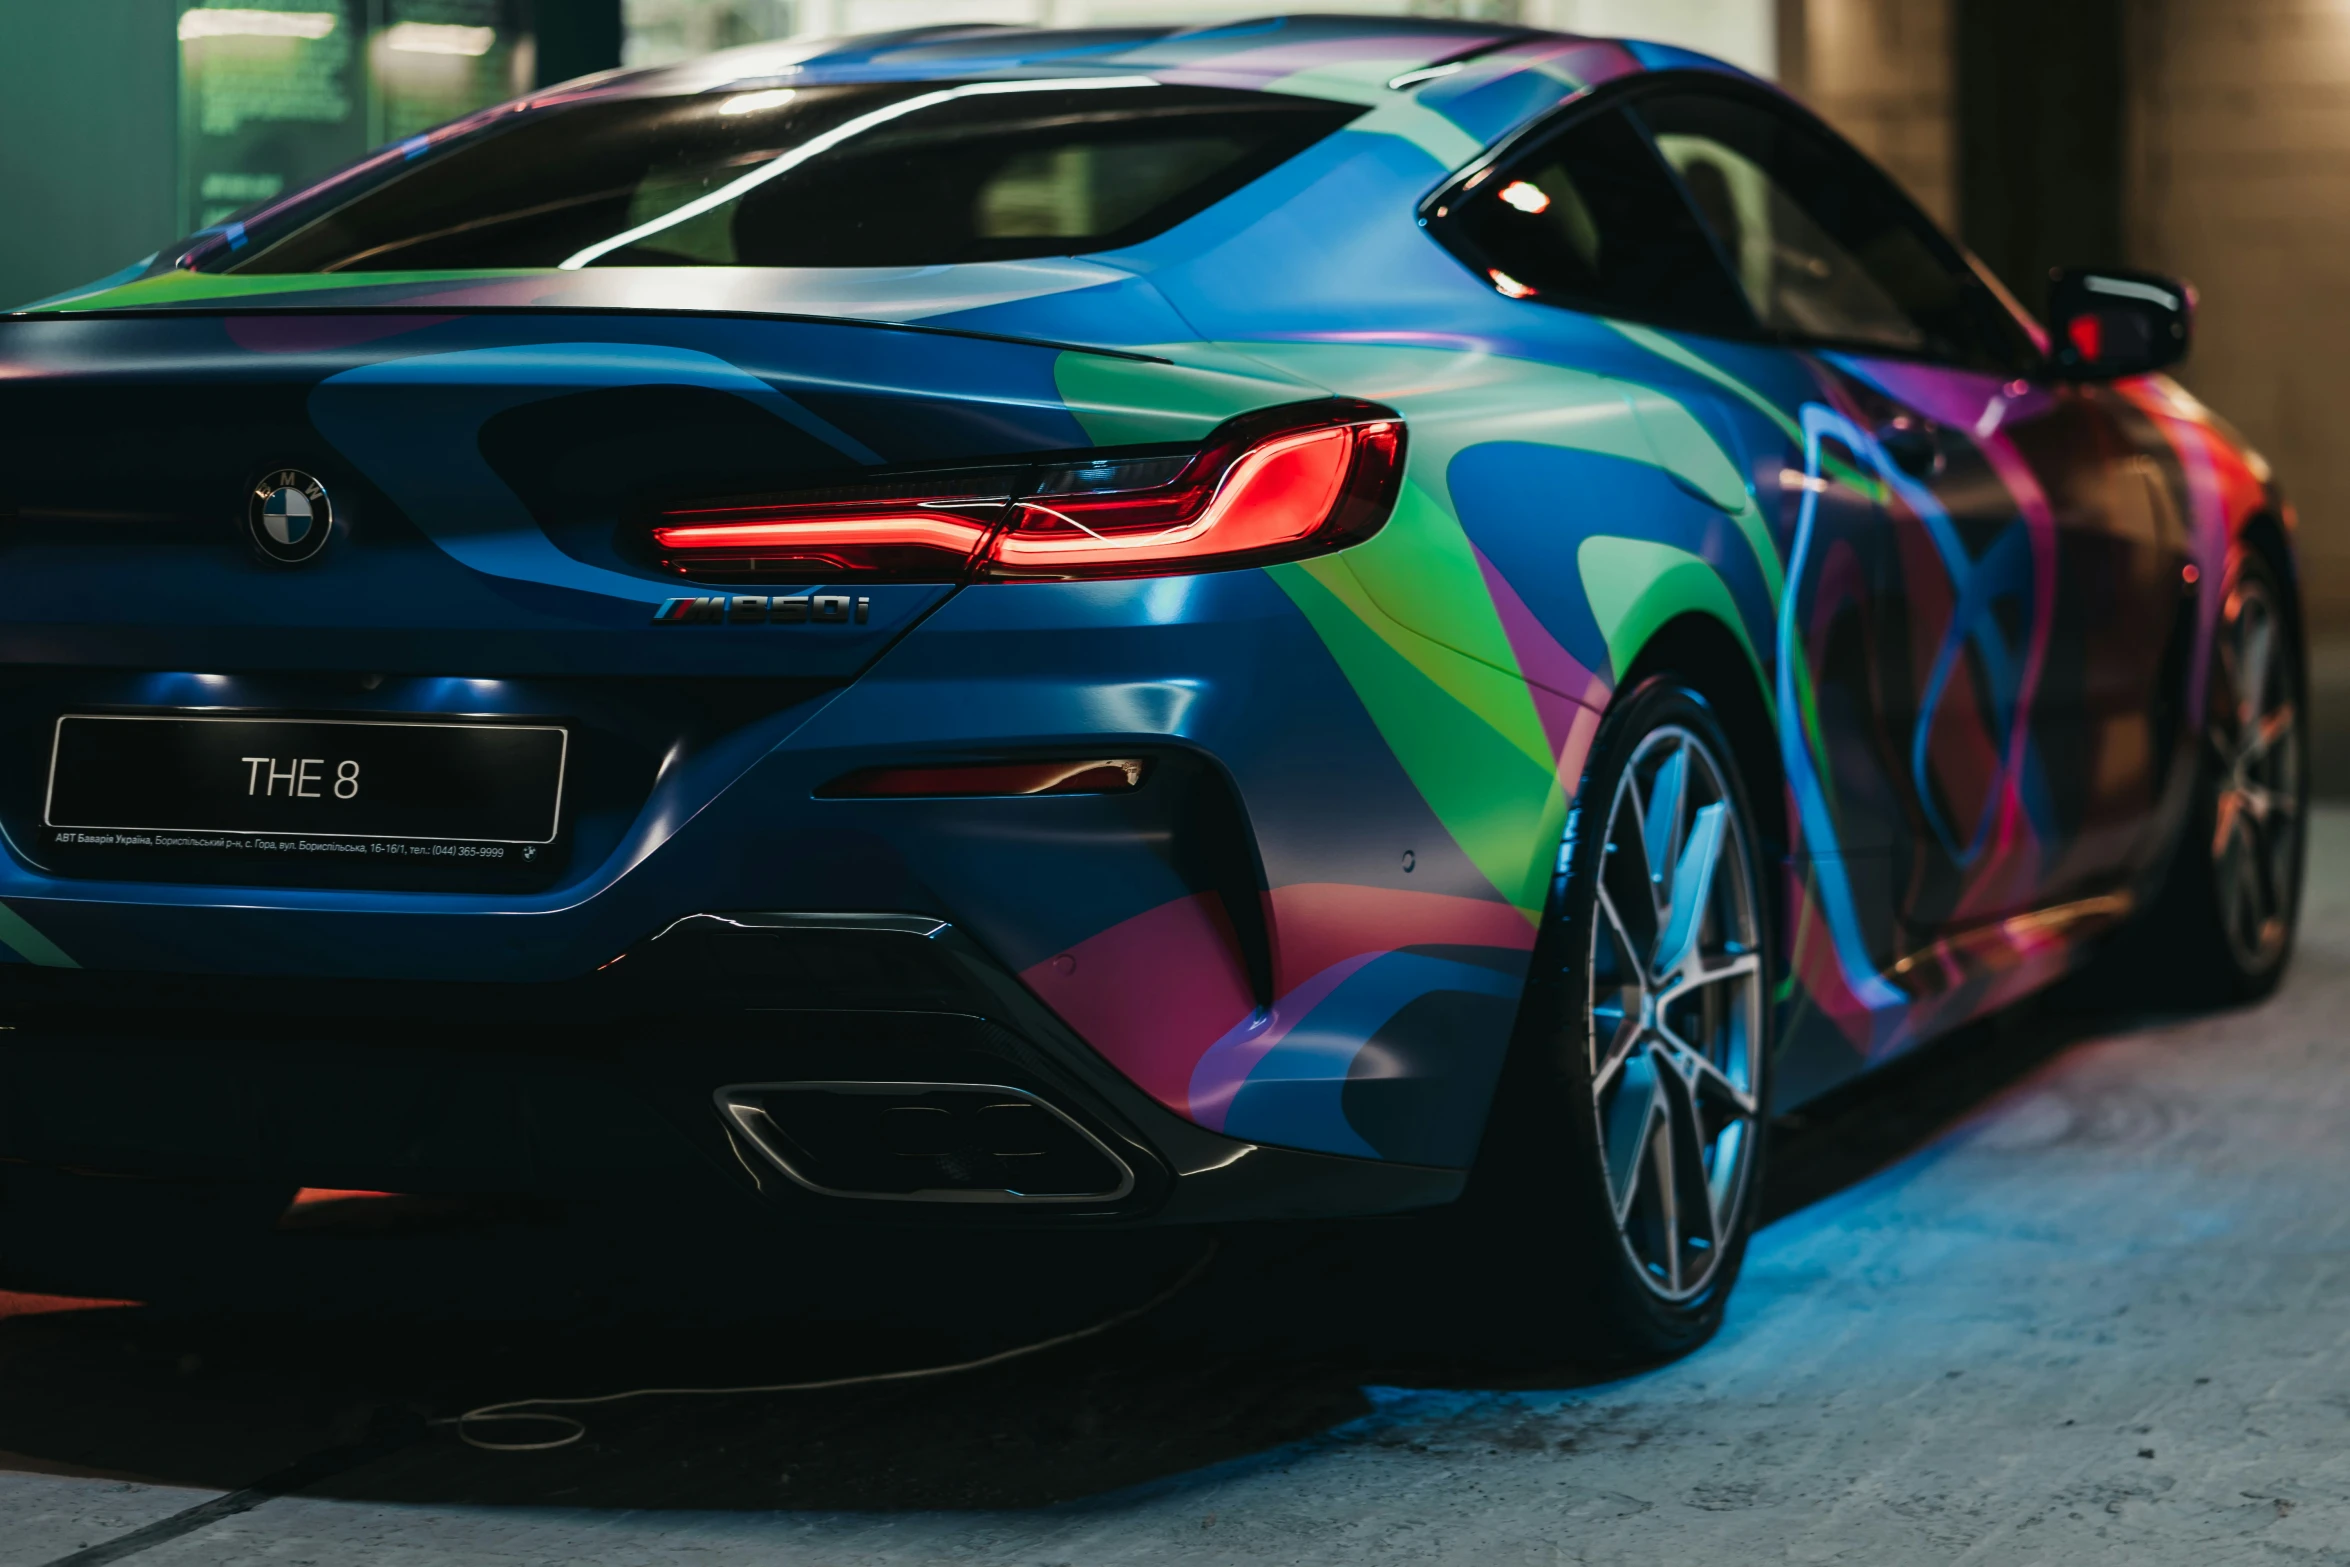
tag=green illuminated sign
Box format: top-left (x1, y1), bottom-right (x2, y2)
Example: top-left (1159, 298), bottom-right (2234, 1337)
top-left (177, 0), bottom-right (525, 233)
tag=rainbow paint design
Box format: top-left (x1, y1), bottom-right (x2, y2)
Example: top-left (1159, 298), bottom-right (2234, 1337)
top-left (0, 15), bottom-right (2290, 1186)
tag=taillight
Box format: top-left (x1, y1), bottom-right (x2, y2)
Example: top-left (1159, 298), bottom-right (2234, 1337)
top-left (649, 506), bottom-right (992, 581)
top-left (650, 400), bottom-right (1405, 583)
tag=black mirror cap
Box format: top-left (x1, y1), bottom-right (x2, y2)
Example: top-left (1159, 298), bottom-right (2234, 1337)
top-left (2046, 266), bottom-right (2195, 380)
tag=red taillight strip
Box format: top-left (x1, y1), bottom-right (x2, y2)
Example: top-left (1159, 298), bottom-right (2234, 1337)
top-left (649, 400), bottom-right (1405, 584)
top-left (987, 426), bottom-right (1356, 577)
top-left (650, 510), bottom-right (993, 560)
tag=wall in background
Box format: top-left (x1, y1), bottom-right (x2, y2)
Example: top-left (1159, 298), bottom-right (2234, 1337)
top-left (1780, 0), bottom-right (1956, 226)
top-left (2126, 0), bottom-right (2350, 627)
top-left (1956, 0), bottom-right (2124, 317)
top-left (0, 0), bottom-right (181, 308)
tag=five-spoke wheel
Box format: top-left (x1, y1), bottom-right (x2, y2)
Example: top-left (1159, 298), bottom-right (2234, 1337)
top-left (1589, 725), bottom-right (1764, 1303)
top-left (1464, 676), bottom-right (1772, 1364)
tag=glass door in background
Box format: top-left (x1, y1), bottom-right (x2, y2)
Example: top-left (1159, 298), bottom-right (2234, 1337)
top-left (178, 0), bottom-right (529, 235)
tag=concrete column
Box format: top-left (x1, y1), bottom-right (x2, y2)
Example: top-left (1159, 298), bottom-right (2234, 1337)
top-left (2126, 0), bottom-right (2350, 630)
top-left (1785, 0), bottom-right (1957, 228)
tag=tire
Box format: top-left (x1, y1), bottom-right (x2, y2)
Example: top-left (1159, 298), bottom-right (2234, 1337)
top-left (2102, 544), bottom-right (2306, 1008)
top-left (1462, 674), bottom-right (1774, 1366)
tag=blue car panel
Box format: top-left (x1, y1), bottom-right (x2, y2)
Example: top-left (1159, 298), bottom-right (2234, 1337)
top-left (0, 18), bottom-right (2291, 1250)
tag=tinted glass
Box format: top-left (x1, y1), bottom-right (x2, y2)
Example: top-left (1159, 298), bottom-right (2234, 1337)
top-left (1635, 90), bottom-right (2034, 370)
top-left (230, 82), bottom-right (1360, 273)
top-left (1441, 106), bottom-right (1754, 336)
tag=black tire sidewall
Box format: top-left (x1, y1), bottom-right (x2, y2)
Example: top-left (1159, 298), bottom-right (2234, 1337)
top-left (1470, 674), bottom-right (1775, 1364)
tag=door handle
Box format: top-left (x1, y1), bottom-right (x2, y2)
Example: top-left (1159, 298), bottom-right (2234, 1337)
top-left (1875, 416), bottom-right (1945, 480)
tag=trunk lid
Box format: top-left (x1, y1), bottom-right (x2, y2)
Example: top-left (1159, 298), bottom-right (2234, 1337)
top-left (0, 300), bottom-right (1201, 679)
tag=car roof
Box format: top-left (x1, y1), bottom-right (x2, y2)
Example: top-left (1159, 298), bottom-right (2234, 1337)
top-left (558, 15), bottom-right (1761, 158)
top-left (34, 15), bottom-right (1764, 309)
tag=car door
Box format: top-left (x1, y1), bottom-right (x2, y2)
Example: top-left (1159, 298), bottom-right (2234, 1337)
top-left (1634, 82), bottom-right (2190, 961)
top-left (1414, 92), bottom-right (1918, 1021)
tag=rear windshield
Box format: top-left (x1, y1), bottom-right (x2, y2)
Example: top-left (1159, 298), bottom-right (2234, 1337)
top-left (227, 81), bottom-right (1361, 273)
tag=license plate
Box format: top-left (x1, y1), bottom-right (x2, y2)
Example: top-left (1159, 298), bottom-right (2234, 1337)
top-left (45, 714), bottom-right (568, 846)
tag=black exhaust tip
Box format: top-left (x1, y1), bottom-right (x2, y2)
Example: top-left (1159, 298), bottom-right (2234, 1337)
top-left (715, 1082), bottom-right (1135, 1204)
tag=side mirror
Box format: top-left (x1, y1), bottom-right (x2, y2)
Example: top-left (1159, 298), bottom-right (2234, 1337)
top-left (2046, 266), bottom-right (2194, 380)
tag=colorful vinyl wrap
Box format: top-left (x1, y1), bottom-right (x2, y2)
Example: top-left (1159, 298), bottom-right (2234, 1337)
top-left (0, 17), bottom-right (2287, 1169)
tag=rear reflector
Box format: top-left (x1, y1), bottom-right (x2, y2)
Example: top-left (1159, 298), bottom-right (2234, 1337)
top-left (288, 1188), bottom-right (398, 1206)
top-left (652, 399), bottom-right (1404, 583)
top-left (817, 758), bottom-right (1147, 798)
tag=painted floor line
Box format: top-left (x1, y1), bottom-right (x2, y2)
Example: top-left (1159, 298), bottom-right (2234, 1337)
top-left (33, 1426), bottom-right (421, 1567)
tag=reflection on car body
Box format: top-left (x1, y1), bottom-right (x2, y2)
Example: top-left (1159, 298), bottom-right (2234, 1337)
top-left (0, 16), bottom-right (2303, 1359)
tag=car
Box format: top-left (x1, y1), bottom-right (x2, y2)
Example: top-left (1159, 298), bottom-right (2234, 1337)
top-left (0, 14), bottom-right (2303, 1362)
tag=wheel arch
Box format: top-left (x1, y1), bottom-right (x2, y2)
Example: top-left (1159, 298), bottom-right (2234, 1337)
top-left (1612, 609), bottom-right (1790, 953)
top-left (2238, 509), bottom-right (2306, 670)
top-left (1462, 615), bottom-right (1782, 1349)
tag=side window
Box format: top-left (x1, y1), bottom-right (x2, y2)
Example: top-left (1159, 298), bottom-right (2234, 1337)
top-left (1437, 105), bottom-right (1755, 338)
top-left (1635, 89), bottom-right (2034, 371)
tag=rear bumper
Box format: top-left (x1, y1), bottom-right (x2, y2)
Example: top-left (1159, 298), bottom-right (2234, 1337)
top-left (0, 571), bottom-right (1555, 1201)
top-left (0, 911), bottom-right (1463, 1225)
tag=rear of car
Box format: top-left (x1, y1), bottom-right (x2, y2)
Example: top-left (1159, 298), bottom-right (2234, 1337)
top-left (0, 21), bottom-right (1573, 1245)
top-left (4, 16), bottom-right (2299, 1374)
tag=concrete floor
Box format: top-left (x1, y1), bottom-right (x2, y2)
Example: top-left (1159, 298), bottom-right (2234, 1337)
top-left (7, 814), bottom-right (2350, 1566)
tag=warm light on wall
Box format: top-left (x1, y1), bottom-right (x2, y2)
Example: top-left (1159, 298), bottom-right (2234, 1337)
top-left (383, 20), bottom-right (498, 56)
top-left (177, 7), bottom-right (338, 40)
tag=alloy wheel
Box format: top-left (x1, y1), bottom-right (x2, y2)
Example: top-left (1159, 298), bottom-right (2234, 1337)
top-left (2210, 569), bottom-right (2302, 974)
top-left (1587, 725), bottom-right (1764, 1303)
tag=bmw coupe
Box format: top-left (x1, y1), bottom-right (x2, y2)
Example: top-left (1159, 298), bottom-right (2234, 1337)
top-left (0, 15), bottom-right (2302, 1360)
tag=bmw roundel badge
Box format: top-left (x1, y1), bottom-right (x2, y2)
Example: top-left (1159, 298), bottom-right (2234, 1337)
top-left (248, 469), bottom-right (332, 564)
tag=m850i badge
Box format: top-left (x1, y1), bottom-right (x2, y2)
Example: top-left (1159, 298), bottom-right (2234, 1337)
top-left (653, 594), bottom-right (872, 625)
